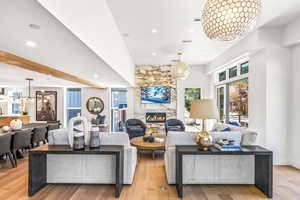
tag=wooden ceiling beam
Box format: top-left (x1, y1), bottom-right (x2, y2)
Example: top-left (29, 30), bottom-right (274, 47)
top-left (0, 50), bottom-right (106, 89)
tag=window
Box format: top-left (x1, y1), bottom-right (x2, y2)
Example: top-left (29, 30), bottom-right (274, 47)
top-left (228, 79), bottom-right (248, 127)
top-left (12, 92), bottom-right (22, 98)
top-left (240, 62), bottom-right (249, 75)
top-left (66, 88), bottom-right (81, 121)
top-left (216, 79), bottom-right (249, 127)
top-left (12, 103), bottom-right (21, 114)
top-left (111, 89), bottom-right (127, 109)
top-left (111, 89), bottom-right (128, 132)
top-left (229, 66), bottom-right (237, 78)
top-left (219, 71), bottom-right (226, 82)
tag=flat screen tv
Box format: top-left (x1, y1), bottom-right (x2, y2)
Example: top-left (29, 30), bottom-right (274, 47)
top-left (141, 86), bottom-right (171, 104)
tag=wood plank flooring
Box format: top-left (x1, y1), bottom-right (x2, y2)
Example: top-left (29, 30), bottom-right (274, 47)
top-left (0, 152), bottom-right (300, 200)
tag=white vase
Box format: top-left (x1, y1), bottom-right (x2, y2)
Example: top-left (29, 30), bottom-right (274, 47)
top-left (2, 126), bottom-right (10, 132)
top-left (10, 119), bottom-right (23, 130)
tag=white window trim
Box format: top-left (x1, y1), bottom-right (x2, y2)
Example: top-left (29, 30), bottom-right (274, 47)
top-left (215, 59), bottom-right (249, 86)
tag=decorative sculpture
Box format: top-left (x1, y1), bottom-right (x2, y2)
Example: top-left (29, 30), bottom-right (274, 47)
top-left (68, 114), bottom-right (90, 149)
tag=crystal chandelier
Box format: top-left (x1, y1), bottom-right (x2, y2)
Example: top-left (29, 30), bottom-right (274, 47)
top-left (171, 53), bottom-right (190, 80)
top-left (201, 0), bottom-right (262, 41)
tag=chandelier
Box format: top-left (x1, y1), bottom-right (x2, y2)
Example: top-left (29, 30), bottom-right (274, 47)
top-left (201, 0), bottom-right (262, 41)
top-left (171, 53), bottom-right (190, 80)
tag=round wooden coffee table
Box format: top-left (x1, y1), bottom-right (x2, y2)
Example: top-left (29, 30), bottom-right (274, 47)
top-left (130, 134), bottom-right (165, 159)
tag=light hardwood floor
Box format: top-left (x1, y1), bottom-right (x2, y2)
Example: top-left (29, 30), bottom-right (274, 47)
top-left (0, 152), bottom-right (300, 200)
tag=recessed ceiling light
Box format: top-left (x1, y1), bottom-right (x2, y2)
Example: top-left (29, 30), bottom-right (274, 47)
top-left (189, 28), bottom-right (195, 33)
top-left (93, 74), bottom-right (99, 79)
top-left (25, 40), bottom-right (37, 48)
top-left (182, 40), bottom-right (193, 43)
top-left (152, 52), bottom-right (157, 56)
top-left (151, 28), bottom-right (158, 34)
top-left (28, 24), bottom-right (41, 30)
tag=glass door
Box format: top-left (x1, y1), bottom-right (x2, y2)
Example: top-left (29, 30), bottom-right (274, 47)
top-left (228, 78), bottom-right (248, 127)
top-left (110, 89), bottom-right (128, 132)
top-left (216, 85), bottom-right (226, 123)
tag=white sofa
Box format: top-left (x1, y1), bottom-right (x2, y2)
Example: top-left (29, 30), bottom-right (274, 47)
top-left (48, 130), bottom-right (137, 184)
top-left (164, 126), bottom-right (258, 184)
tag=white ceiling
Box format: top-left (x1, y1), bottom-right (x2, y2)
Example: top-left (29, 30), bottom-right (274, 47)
top-left (1, 0), bottom-right (300, 88)
top-left (107, 0), bottom-right (300, 66)
top-left (37, 0), bottom-right (136, 86)
top-left (0, 0), bottom-right (130, 88)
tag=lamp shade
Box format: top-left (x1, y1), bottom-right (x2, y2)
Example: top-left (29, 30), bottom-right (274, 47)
top-left (190, 99), bottom-right (219, 119)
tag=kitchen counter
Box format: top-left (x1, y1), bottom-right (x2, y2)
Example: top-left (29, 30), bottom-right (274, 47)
top-left (0, 115), bottom-right (30, 126)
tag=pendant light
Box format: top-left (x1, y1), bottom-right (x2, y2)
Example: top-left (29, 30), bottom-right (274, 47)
top-left (171, 53), bottom-right (190, 80)
top-left (22, 78), bottom-right (35, 102)
top-left (201, 0), bottom-right (262, 41)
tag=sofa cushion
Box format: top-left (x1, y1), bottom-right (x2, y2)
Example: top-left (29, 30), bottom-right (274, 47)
top-left (212, 123), bottom-right (230, 131)
top-left (212, 122), bottom-right (246, 132)
top-left (127, 125), bottom-right (142, 129)
top-left (210, 131), bottom-right (242, 145)
top-left (100, 132), bottom-right (130, 147)
top-left (166, 131), bottom-right (242, 148)
top-left (168, 126), bottom-right (182, 131)
top-left (165, 132), bottom-right (197, 148)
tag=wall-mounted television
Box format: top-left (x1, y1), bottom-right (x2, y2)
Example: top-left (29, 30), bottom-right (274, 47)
top-left (141, 86), bottom-right (171, 104)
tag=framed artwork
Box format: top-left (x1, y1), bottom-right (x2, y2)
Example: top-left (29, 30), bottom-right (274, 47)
top-left (184, 88), bottom-right (201, 112)
top-left (184, 88), bottom-right (201, 127)
top-left (36, 91), bottom-right (57, 122)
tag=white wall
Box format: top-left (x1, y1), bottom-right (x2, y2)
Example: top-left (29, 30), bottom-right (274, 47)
top-left (248, 49), bottom-right (267, 146)
top-left (177, 66), bottom-right (211, 122)
top-left (289, 44), bottom-right (300, 169)
top-left (265, 45), bottom-right (290, 165)
top-left (283, 16), bottom-right (300, 47)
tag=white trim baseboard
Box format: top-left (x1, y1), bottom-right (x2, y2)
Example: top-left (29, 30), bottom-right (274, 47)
top-left (291, 161), bottom-right (300, 169)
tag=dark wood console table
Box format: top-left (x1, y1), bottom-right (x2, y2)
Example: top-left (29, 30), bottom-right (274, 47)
top-left (29, 145), bottom-right (124, 198)
top-left (176, 145), bottom-right (273, 198)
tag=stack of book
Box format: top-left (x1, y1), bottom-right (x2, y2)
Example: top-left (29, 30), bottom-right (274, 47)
top-left (214, 139), bottom-right (242, 151)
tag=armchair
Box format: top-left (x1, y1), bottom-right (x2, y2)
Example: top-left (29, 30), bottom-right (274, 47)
top-left (165, 119), bottom-right (185, 134)
top-left (125, 119), bottom-right (146, 139)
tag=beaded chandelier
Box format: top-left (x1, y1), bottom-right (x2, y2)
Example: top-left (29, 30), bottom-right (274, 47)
top-left (171, 53), bottom-right (190, 80)
top-left (201, 0), bottom-right (262, 41)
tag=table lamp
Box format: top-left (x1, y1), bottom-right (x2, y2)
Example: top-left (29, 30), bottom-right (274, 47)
top-left (190, 99), bottom-right (219, 150)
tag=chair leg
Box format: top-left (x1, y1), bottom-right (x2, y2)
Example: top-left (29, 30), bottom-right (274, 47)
top-left (7, 153), bottom-right (16, 168)
top-left (12, 150), bottom-right (18, 167)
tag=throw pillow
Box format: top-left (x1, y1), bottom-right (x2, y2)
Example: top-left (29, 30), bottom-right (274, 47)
top-left (229, 121), bottom-right (241, 127)
top-left (221, 127), bottom-right (231, 132)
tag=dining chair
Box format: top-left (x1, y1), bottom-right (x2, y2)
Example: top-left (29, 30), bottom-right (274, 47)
top-left (31, 127), bottom-right (47, 147)
top-left (46, 123), bottom-right (60, 142)
top-left (11, 129), bottom-right (32, 167)
top-left (0, 134), bottom-right (15, 168)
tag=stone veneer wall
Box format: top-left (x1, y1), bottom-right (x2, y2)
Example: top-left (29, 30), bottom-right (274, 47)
top-left (134, 65), bottom-right (177, 122)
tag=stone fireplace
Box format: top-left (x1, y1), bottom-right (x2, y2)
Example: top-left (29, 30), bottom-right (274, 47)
top-left (146, 112), bottom-right (166, 123)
